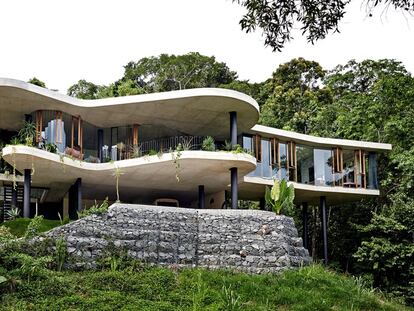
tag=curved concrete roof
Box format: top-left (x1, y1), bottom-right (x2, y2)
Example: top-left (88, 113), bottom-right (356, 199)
top-left (0, 78), bottom-right (260, 140)
top-left (252, 125), bottom-right (392, 152)
top-left (2, 146), bottom-right (256, 203)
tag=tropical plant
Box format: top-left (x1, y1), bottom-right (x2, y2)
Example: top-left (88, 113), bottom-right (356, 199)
top-left (9, 137), bottom-right (20, 145)
top-left (265, 179), bottom-right (295, 215)
top-left (18, 121), bottom-right (36, 146)
top-left (6, 206), bottom-right (21, 220)
top-left (181, 137), bottom-right (194, 150)
top-left (222, 140), bottom-right (233, 151)
top-left (202, 136), bottom-right (215, 151)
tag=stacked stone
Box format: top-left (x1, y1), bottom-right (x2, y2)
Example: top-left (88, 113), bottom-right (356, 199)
top-left (44, 204), bottom-right (311, 273)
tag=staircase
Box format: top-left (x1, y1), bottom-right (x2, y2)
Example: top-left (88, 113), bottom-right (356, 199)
top-left (1, 185), bottom-right (23, 222)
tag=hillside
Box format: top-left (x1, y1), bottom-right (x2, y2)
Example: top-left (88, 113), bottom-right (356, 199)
top-left (0, 264), bottom-right (409, 311)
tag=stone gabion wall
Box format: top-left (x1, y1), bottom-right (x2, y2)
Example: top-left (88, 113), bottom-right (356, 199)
top-left (44, 204), bottom-right (311, 273)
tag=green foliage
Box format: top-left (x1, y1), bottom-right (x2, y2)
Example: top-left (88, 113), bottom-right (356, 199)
top-left (43, 142), bottom-right (57, 153)
top-left (67, 79), bottom-right (99, 99)
top-left (233, 1), bottom-right (414, 51)
top-left (260, 58), bottom-right (330, 134)
top-left (0, 265), bottom-right (408, 310)
top-left (354, 198), bottom-right (414, 305)
top-left (220, 284), bottom-right (241, 310)
top-left (201, 136), bottom-right (215, 151)
top-left (27, 77), bottom-right (46, 88)
top-left (54, 237), bottom-right (68, 272)
top-left (6, 206), bottom-right (21, 220)
top-left (17, 121), bottom-right (36, 146)
top-left (7, 252), bottom-right (52, 282)
top-left (0, 226), bottom-right (16, 243)
top-left (265, 179), bottom-right (295, 215)
top-left (24, 215), bottom-right (44, 239)
top-left (1, 218), bottom-right (61, 238)
top-left (97, 239), bottom-right (132, 272)
top-left (78, 198), bottom-right (109, 218)
top-left (122, 52), bottom-right (237, 93)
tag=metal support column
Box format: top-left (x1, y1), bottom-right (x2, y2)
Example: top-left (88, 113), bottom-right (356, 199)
top-left (229, 111), bottom-right (237, 148)
top-left (23, 169), bottom-right (31, 218)
top-left (97, 129), bottom-right (104, 162)
top-left (11, 187), bottom-right (18, 208)
top-left (320, 196), bottom-right (328, 265)
top-left (302, 202), bottom-right (309, 250)
top-left (76, 178), bottom-right (82, 214)
top-left (230, 167), bottom-right (238, 209)
top-left (69, 178), bottom-right (82, 220)
top-left (198, 185), bottom-right (205, 209)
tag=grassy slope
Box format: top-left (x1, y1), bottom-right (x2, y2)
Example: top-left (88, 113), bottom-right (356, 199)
top-left (1, 218), bottom-right (61, 237)
top-left (1, 265), bottom-right (410, 311)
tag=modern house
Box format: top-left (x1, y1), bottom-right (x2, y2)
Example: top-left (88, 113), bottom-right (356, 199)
top-left (0, 78), bottom-right (391, 262)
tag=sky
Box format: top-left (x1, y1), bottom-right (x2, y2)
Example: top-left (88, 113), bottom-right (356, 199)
top-left (0, 0), bottom-right (413, 93)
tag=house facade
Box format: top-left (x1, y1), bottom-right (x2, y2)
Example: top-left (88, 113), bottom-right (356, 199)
top-left (0, 78), bottom-right (391, 261)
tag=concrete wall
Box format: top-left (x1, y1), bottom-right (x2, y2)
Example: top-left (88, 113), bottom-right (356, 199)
top-left (44, 203), bottom-right (311, 273)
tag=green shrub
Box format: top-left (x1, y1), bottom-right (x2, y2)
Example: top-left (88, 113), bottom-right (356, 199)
top-left (78, 198), bottom-right (109, 218)
top-left (0, 226), bottom-right (16, 243)
top-left (202, 136), bottom-right (215, 151)
top-left (24, 215), bottom-right (44, 239)
top-left (54, 237), bottom-right (68, 272)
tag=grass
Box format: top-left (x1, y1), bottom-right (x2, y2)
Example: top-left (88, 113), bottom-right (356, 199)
top-left (0, 218), bottom-right (62, 237)
top-left (0, 265), bottom-right (410, 311)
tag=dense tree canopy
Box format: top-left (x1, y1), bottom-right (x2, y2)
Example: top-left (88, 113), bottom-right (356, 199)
top-left (234, 0), bottom-right (414, 51)
top-left (259, 58), bottom-right (331, 134)
top-left (68, 52), bottom-right (240, 99)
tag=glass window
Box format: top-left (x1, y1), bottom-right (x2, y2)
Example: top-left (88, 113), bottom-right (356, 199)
top-left (313, 149), bottom-right (334, 186)
top-left (242, 135), bottom-right (253, 153)
top-left (296, 145), bottom-right (314, 184)
top-left (261, 139), bottom-right (271, 178)
top-left (342, 149), bottom-right (355, 187)
top-left (367, 152), bottom-right (378, 189)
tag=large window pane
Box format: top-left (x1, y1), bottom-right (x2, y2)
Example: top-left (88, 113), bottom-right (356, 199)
top-left (297, 145), bottom-right (314, 184)
top-left (261, 139), bottom-right (272, 178)
top-left (279, 143), bottom-right (288, 180)
top-left (242, 135), bottom-right (253, 153)
top-left (314, 149), bottom-right (333, 186)
top-left (367, 152), bottom-right (378, 189)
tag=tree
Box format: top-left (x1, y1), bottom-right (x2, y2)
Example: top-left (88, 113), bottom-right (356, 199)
top-left (120, 52), bottom-right (237, 93)
top-left (354, 198), bottom-right (414, 305)
top-left (233, 0), bottom-right (414, 51)
top-left (259, 58), bottom-right (332, 134)
top-left (28, 77), bottom-right (46, 88)
top-left (67, 80), bottom-right (99, 99)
